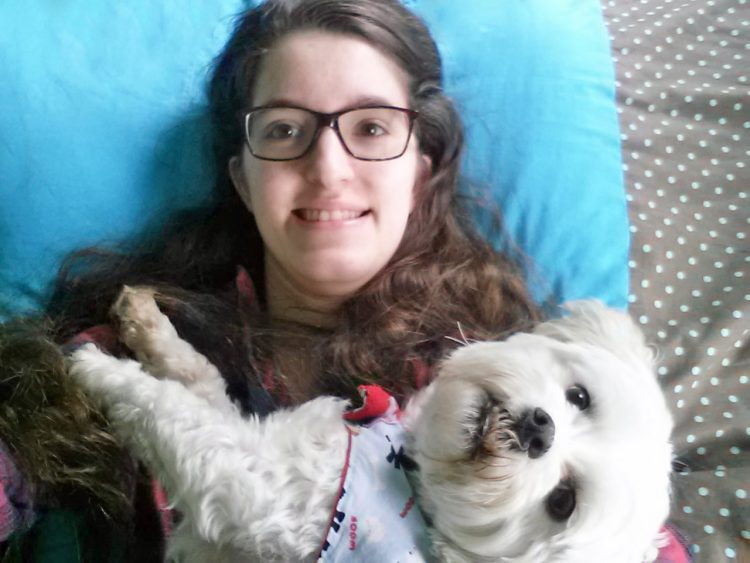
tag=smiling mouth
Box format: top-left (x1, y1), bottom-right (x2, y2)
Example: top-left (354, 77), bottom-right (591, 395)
top-left (293, 209), bottom-right (370, 222)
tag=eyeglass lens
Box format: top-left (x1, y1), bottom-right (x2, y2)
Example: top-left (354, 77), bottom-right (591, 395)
top-left (245, 107), bottom-right (413, 161)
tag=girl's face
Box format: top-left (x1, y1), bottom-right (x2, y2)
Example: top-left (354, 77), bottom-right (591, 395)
top-left (230, 31), bottom-right (428, 319)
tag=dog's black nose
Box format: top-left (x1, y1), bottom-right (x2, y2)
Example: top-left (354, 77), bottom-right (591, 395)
top-left (516, 408), bottom-right (555, 459)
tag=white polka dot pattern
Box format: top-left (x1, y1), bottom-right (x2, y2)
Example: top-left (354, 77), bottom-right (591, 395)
top-left (603, 0), bottom-right (749, 560)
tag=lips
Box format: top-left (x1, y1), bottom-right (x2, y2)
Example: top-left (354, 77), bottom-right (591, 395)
top-left (294, 209), bottom-right (369, 222)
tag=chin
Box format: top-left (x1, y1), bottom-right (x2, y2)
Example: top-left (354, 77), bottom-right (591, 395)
top-left (69, 291), bottom-right (673, 562)
top-left (405, 300), bottom-right (674, 562)
top-left (293, 248), bottom-right (382, 284)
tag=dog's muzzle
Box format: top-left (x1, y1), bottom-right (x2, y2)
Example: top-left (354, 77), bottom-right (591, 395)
top-left (515, 408), bottom-right (555, 459)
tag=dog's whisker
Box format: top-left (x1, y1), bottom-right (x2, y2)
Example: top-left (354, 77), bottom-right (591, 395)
top-left (444, 322), bottom-right (480, 347)
top-left (444, 335), bottom-right (467, 346)
top-left (456, 322), bottom-right (469, 345)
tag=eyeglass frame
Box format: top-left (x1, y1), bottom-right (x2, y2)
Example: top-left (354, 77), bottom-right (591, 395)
top-left (240, 104), bottom-right (420, 162)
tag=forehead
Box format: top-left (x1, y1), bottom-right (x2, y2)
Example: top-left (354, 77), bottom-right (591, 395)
top-left (252, 30), bottom-right (411, 112)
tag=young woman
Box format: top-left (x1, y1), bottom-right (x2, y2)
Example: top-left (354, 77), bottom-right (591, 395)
top-left (0, 0), bottom-right (687, 561)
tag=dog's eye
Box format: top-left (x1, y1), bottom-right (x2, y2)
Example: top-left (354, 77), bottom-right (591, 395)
top-left (565, 384), bottom-right (590, 410)
top-left (545, 483), bottom-right (576, 522)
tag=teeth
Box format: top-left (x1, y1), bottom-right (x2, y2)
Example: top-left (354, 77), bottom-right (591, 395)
top-left (299, 209), bottom-right (363, 222)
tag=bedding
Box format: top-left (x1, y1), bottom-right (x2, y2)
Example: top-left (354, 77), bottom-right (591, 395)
top-left (602, 0), bottom-right (749, 560)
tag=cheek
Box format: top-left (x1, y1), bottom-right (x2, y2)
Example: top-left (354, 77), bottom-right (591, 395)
top-left (243, 164), bottom-right (286, 215)
top-left (381, 156), bottom-right (421, 215)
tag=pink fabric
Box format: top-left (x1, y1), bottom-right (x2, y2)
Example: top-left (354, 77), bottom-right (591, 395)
top-left (67, 324), bottom-right (121, 353)
top-left (151, 479), bottom-right (173, 538)
top-left (0, 439), bottom-right (35, 541)
top-left (657, 524), bottom-right (692, 562)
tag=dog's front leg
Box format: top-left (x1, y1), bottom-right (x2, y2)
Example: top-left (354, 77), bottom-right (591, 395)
top-left (67, 343), bottom-right (244, 502)
top-left (68, 345), bottom-right (348, 561)
top-left (111, 285), bottom-right (237, 415)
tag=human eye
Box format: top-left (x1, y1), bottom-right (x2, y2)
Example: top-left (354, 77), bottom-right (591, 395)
top-left (250, 108), bottom-right (310, 144)
top-left (345, 108), bottom-right (404, 140)
top-left (354, 119), bottom-right (388, 137)
top-left (263, 121), bottom-right (303, 141)
top-left (339, 108), bottom-right (409, 158)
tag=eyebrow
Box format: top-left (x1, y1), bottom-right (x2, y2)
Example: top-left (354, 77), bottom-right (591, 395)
top-left (255, 95), bottom-right (404, 111)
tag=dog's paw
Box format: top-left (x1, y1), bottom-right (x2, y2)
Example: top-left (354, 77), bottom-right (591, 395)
top-left (110, 285), bottom-right (215, 389)
top-left (111, 285), bottom-right (171, 355)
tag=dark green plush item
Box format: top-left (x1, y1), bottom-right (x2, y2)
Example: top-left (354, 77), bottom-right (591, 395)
top-left (3, 509), bottom-right (126, 563)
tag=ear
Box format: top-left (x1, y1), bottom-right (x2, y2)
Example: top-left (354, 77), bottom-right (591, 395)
top-left (534, 300), bottom-right (655, 371)
top-left (410, 153), bottom-right (433, 213)
top-left (229, 155), bottom-right (253, 213)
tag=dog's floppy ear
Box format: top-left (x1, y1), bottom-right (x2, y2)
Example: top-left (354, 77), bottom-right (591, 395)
top-left (401, 384), bottom-right (436, 435)
top-left (534, 300), bottom-right (655, 371)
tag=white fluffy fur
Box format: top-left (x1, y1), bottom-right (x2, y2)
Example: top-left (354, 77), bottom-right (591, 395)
top-left (68, 289), bottom-right (673, 562)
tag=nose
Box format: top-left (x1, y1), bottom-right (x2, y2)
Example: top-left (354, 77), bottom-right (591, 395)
top-left (515, 407), bottom-right (555, 459)
top-left (303, 126), bottom-right (355, 188)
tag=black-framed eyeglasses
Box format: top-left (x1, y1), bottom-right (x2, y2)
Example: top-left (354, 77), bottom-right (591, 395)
top-left (241, 105), bottom-right (419, 162)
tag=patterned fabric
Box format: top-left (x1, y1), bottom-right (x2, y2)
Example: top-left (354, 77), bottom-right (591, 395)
top-left (319, 386), bottom-right (430, 562)
top-left (0, 439), bottom-right (35, 541)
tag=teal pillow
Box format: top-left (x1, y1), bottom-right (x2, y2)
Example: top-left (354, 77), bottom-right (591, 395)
top-left (0, 0), bottom-right (628, 317)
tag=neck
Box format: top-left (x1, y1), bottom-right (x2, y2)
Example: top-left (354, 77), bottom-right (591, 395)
top-left (264, 260), bottom-right (345, 329)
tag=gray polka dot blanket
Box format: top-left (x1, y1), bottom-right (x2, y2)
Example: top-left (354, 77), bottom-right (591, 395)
top-left (603, 0), bottom-right (749, 560)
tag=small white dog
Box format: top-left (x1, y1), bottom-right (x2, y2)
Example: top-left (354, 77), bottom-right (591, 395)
top-left (68, 288), bottom-right (674, 562)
